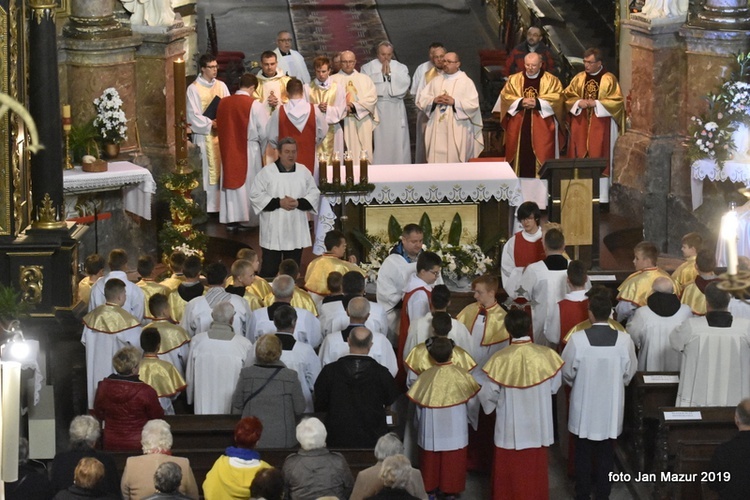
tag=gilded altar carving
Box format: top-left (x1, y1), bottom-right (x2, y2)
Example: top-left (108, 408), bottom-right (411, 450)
top-left (19, 265), bottom-right (43, 305)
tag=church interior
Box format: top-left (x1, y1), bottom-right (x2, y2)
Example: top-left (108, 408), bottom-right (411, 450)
top-left (1, 0), bottom-right (750, 498)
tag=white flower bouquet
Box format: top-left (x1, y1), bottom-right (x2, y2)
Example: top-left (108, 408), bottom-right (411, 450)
top-left (93, 88), bottom-right (128, 144)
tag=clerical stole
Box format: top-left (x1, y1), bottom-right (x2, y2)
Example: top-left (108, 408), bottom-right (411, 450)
top-left (309, 81), bottom-right (340, 157)
top-left (216, 94), bottom-right (254, 189)
top-left (513, 231), bottom-right (545, 268)
top-left (191, 80), bottom-right (224, 185)
top-left (279, 104), bottom-right (317, 175)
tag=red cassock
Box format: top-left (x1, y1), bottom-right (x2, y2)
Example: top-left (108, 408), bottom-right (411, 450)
top-left (216, 94), bottom-right (254, 190)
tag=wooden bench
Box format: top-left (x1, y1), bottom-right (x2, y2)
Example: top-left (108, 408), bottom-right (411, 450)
top-left (624, 372), bottom-right (679, 472)
top-left (655, 407), bottom-right (737, 499)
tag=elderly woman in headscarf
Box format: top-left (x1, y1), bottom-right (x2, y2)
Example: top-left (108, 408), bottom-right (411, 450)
top-left (121, 419), bottom-right (199, 499)
top-left (231, 333), bottom-right (305, 448)
top-left (93, 346), bottom-right (164, 450)
top-left (350, 433), bottom-right (427, 500)
top-left (282, 417), bottom-right (354, 500)
top-left (50, 415), bottom-right (121, 497)
top-left (202, 416), bottom-right (272, 500)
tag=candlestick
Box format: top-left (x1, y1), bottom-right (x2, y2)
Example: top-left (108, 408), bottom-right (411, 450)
top-left (344, 151), bottom-right (354, 186)
top-left (173, 58), bottom-right (188, 169)
top-left (332, 151), bottom-right (341, 185)
top-left (359, 150), bottom-right (369, 184)
top-left (318, 152), bottom-right (328, 186)
top-left (722, 210), bottom-right (739, 275)
top-left (1, 361), bottom-right (21, 481)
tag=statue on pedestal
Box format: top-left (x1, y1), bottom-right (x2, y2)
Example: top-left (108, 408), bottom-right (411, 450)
top-left (640, 0), bottom-right (688, 19)
top-left (121, 0), bottom-right (176, 27)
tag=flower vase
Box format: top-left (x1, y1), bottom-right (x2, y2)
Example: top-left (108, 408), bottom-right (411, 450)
top-left (103, 142), bottom-right (120, 159)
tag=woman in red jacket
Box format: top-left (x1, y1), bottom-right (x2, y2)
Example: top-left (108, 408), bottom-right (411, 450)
top-left (93, 346), bottom-right (164, 450)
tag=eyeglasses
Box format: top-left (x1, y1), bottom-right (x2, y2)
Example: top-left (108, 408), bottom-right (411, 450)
top-left (444, 60), bottom-right (459, 64)
top-left (278, 38), bottom-right (293, 42)
top-left (427, 269), bottom-right (440, 276)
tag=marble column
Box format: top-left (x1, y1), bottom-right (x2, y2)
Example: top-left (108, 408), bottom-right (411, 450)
top-left (693, 0), bottom-right (750, 29)
top-left (133, 21), bottom-right (194, 173)
top-left (611, 19), bottom-right (686, 252)
top-left (28, 0), bottom-right (65, 229)
top-left (62, 0), bottom-right (140, 154)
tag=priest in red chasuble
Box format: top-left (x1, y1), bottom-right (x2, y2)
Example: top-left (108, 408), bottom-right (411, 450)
top-left (563, 47), bottom-right (625, 203)
top-left (267, 78), bottom-right (327, 177)
top-left (495, 52), bottom-right (564, 178)
top-left (216, 73), bottom-right (268, 229)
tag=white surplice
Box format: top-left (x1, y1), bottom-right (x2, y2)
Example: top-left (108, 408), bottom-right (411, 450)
top-left (403, 312), bottom-right (475, 361)
top-left (467, 312), bottom-right (509, 368)
top-left (403, 275), bottom-right (433, 324)
top-left (519, 258), bottom-right (569, 346)
top-left (273, 48), bottom-right (311, 83)
top-left (180, 287), bottom-right (255, 339)
top-left (187, 76), bottom-right (230, 212)
top-left (248, 162), bottom-right (320, 251)
top-left (88, 271), bottom-right (146, 322)
top-left (562, 326), bottom-right (637, 440)
top-left (670, 316), bottom-right (750, 406)
top-left (411, 60), bottom-right (434, 164)
top-left (628, 304), bottom-right (691, 371)
top-left (274, 333), bottom-right (321, 412)
top-left (318, 326), bottom-right (398, 377)
top-left (500, 228), bottom-right (543, 299)
top-left (376, 253), bottom-right (418, 340)
top-left (250, 306), bottom-right (322, 348)
top-left (185, 332), bottom-right (253, 414)
top-left (331, 70), bottom-right (379, 162)
top-left (219, 94), bottom-right (268, 225)
top-left (361, 58), bottom-right (411, 164)
top-left (318, 299), bottom-right (388, 337)
top-left (415, 400), bottom-right (479, 451)
top-left (417, 70), bottom-right (483, 163)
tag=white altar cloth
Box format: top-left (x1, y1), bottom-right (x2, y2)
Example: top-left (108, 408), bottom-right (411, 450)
top-left (691, 159), bottom-right (750, 210)
top-left (63, 162), bottom-right (156, 220)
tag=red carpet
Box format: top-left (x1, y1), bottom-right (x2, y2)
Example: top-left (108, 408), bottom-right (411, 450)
top-left (288, 0), bottom-right (389, 67)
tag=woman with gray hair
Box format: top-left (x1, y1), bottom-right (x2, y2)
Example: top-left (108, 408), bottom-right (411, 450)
top-left (121, 419), bottom-right (199, 499)
top-left (282, 417), bottom-right (354, 499)
top-left (350, 433), bottom-right (427, 500)
top-left (143, 462), bottom-right (191, 499)
top-left (231, 333), bottom-right (305, 448)
top-left (50, 415), bottom-right (121, 496)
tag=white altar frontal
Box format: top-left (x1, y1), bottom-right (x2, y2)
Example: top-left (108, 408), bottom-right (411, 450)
top-left (315, 161), bottom-right (546, 254)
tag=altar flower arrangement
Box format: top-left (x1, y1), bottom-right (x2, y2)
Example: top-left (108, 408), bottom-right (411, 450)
top-left (93, 88), bottom-right (128, 144)
top-left (720, 81), bottom-right (750, 125)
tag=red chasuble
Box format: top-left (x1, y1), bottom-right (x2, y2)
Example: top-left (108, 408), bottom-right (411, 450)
top-left (216, 94), bottom-right (254, 189)
top-left (279, 104), bottom-right (317, 175)
top-left (567, 71), bottom-right (611, 174)
top-left (512, 231), bottom-right (545, 268)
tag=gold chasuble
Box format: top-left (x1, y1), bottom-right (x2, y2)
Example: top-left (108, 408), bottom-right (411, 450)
top-left (191, 80), bottom-right (225, 185)
top-left (672, 257), bottom-right (698, 288)
top-left (407, 363), bottom-right (480, 408)
top-left (264, 287), bottom-right (319, 316)
top-left (83, 303), bottom-right (140, 333)
top-left (143, 320), bottom-right (190, 354)
top-left (254, 73), bottom-right (291, 114)
top-left (308, 81), bottom-right (341, 158)
top-left (457, 302), bottom-right (508, 346)
top-left (424, 66), bottom-right (440, 85)
top-left (564, 71), bottom-right (625, 132)
top-left (160, 274), bottom-right (185, 293)
top-left (483, 339), bottom-right (563, 388)
top-left (139, 355), bottom-right (187, 398)
top-left (617, 267), bottom-right (681, 307)
top-left (405, 343), bottom-right (477, 375)
top-left (304, 254), bottom-right (365, 296)
top-left (562, 318), bottom-right (626, 345)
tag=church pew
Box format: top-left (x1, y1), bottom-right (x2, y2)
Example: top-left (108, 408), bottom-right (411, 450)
top-left (625, 372), bottom-right (679, 472)
top-left (673, 440), bottom-right (725, 500)
top-left (109, 447), bottom-right (376, 493)
top-left (654, 407), bottom-right (736, 499)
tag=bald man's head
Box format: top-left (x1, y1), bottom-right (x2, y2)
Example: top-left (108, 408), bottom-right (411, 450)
top-left (524, 52), bottom-right (543, 76)
top-left (340, 51), bottom-right (356, 74)
top-left (348, 326), bottom-right (373, 353)
top-left (652, 277), bottom-right (674, 295)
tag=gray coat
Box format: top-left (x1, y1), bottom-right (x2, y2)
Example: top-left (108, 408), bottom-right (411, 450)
top-left (231, 362), bottom-right (306, 448)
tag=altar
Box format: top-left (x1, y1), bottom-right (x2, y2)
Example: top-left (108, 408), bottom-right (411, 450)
top-left (316, 161), bottom-right (545, 257)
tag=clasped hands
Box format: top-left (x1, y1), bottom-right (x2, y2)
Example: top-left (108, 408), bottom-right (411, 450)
top-left (433, 94), bottom-right (455, 106)
top-left (521, 97), bottom-right (537, 109)
top-left (280, 196), bottom-right (298, 210)
top-left (578, 99), bottom-right (597, 109)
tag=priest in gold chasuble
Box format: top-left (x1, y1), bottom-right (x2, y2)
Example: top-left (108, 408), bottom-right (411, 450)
top-left (495, 52), bottom-right (564, 178)
top-left (305, 56), bottom-right (347, 161)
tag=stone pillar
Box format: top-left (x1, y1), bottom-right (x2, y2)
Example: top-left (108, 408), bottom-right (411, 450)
top-left (693, 0), bottom-right (750, 29)
top-left (611, 20), bottom-right (686, 252)
top-left (62, 0), bottom-right (140, 154)
top-left (28, 0), bottom-right (65, 229)
top-left (133, 22), bottom-right (194, 174)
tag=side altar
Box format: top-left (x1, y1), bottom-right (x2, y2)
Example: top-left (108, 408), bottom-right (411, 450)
top-left (318, 162), bottom-right (544, 258)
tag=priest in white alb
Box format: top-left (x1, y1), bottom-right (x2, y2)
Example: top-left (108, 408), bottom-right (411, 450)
top-left (273, 31), bottom-right (310, 83)
top-left (361, 41), bottom-right (411, 164)
top-left (331, 50), bottom-right (378, 162)
top-left (305, 55), bottom-right (347, 161)
top-left (411, 42), bottom-right (445, 163)
top-left (417, 52), bottom-right (483, 163)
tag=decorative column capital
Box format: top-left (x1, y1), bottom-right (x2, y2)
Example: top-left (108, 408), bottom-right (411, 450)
top-left (28, 0), bottom-right (57, 23)
top-left (690, 0), bottom-right (750, 30)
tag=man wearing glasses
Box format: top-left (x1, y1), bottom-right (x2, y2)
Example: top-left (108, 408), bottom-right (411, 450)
top-left (331, 50), bottom-right (378, 163)
top-left (417, 52), bottom-right (483, 163)
top-left (273, 30), bottom-right (311, 84)
top-left (187, 54), bottom-right (230, 213)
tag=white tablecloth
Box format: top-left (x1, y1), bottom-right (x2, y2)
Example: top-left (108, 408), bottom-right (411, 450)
top-left (63, 161), bottom-right (156, 219)
top-left (691, 159), bottom-right (750, 210)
